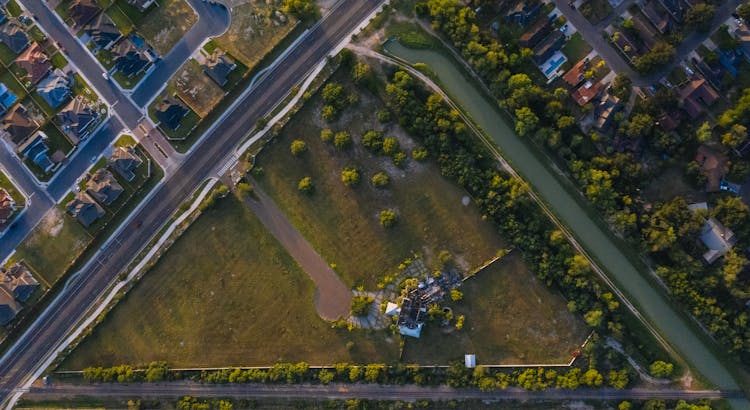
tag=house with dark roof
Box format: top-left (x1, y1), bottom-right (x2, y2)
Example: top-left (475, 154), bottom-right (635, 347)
top-left (83, 13), bottom-right (120, 52)
top-left (678, 78), bottom-right (719, 119)
top-left (0, 189), bottom-right (15, 225)
top-left (2, 263), bottom-right (38, 302)
top-left (68, 0), bottom-right (101, 27)
top-left (111, 36), bottom-right (152, 77)
top-left (641, 0), bottom-right (670, 33)
top-left (562, 58), bottom-right (590, 87)
top-left (657, 110), bottom-right (681, 132)
top-left (532, 30), bottom-right (565, 64)
top-left (14, 42), bottom-right (51, 85)
top-left (202, 51), bottom-right (236, 87)
top-left (86, 168), bottom-right (123, 205)
top-left (594, 92), bottom-right (621, 130)
top-left (0, 20), bottom-right (28, 54)
top-left (1, 104), bottom-right (38, 147)
top-left (18, 131), bottom-right (54, 173)
top-left (37, 69), bottom-right (72, 108)
top-left (505, 1), bottom-right (542, 26)
top-left (127, 0), bottom-right (156, 11)
top-left (0, 288), bottom-right (20, 325)
top-left (519, 17), bottom-right (551, 48)
top-left (109, 145), bottom-right (142, 181)
top-left (66, 192), bottom-right (104, 227)
top-left (154, 96), bottom-right (188, 131)
top-left (571, 80), bottom-right (603, 106)
top-left (57, 96), bottom-right (98, 144)
top-left (0, 83), bottom-right (17, 116)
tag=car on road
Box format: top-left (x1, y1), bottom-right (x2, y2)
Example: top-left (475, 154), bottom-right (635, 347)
top-left (102, 73), bottom-right (110, 81)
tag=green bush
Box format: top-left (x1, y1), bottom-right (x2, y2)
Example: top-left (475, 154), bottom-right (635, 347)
top-left (351, 295), bottom-right (374, 316)
top-left (341, 166), bottom-right (361, 187)
top-left (379, 209), bottom-right (398, 228)
top-left (290, 140), bottom-right (308, 156)
top-left (334, 131), bottom-right (352, 150)
top-left (320, 128), bottom-right (334, 142)
top-left (298, 177), bottom-right (314, 194)
top-left (372, 172), bottom-right (390, 188)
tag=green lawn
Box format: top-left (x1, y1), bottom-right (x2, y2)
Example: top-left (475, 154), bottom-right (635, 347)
top-left (402, 254), bottom-right (589, 365)
top-left (114, 134), bottom-right (136, 147)
top-left (41, 122), bottom-right (74, 155)
top-left (27, 26), bottom-right (46, 43)
top-left (561, 32), bottom-right (592, 63)
top-left (0, 43), bottom-right (18, 66)
top-left (169, 59), bottom-right (224, 118)
top-left (50, 52), bottom-right (68, 70)
top-left (135, 0), bottom-right (196, 55)
top-left (104, 5), bottom-right (133, 34)
top-left (61, 195), bottom-right (399, 368)
top-left (112, 68), bottom-right (146, 89)
top-left (579, 0), bottom-right (613, 24)
top-left (385, 21), bottom-right (439, 49)
top-left (5, 0), bottom-right (22, 17)
top-left (12, 208), bottom-right (93, 286)
top-left (0, 170), bottom-right (24, 207)
top-left (72, 73), bottom-right (97, 102)
top-left (0, 67), bottom-right (26, 98)
top-left (255, 73), bottom-right (505, 288)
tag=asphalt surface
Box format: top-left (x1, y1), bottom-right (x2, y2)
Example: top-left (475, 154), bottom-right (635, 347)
top-left (22, 382), bottom-right (744, 401)
top-left (130, 0), bottom-right (231, 107)
top-left (0, 0), bottom-right (385, 406)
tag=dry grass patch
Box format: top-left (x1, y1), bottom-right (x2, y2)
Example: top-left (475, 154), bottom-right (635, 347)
top-left (169, 59), bottom-right (224, 118)
top-left (137, 0), bottom-right (197, 55)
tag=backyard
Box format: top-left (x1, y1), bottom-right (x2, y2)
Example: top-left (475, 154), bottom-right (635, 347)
top-left (0, 170), bottom-right (25, 208)
top-left (168, 59), bottom-right (225, 118)
top-left (135, 0), bottom-right (197, 55)
top-left (61, 195), bottom-right (399, 368)
top-left (213, 0), bottom-right (295, 68)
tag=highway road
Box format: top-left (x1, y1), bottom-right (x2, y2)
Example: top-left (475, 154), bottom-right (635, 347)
top-left (0, 0), bottom-right (385, 407)
top-left (21, 382), bottom-right (743, 402)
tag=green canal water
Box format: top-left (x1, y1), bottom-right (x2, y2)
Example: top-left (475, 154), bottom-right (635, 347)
top-left (383, 40), bottom-right (748, 405)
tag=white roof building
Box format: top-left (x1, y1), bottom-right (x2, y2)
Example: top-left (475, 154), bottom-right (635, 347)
top-left (465, 354), bottom-right (476, 368)
top-left (385, 302), bottom-right (400, 316)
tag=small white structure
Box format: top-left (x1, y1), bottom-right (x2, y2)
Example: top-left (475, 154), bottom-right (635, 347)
top-left (687, 202), bottom-right (708, 212)
top-left (399, 322), bottom-right (423, 338)
top-left (465, 354), bottom-right (476, 368)
top-left (385, 302), bottom-right (400, 316)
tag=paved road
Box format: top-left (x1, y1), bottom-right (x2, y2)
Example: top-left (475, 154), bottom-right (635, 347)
top-left (242, 184), bottom-right (352, 320)
top-left (130, 0), bottom-right (231, 107)
top-left (21, 382), bottom-right (743, 401)
top-left (0, 0), bottom-right (385, 407)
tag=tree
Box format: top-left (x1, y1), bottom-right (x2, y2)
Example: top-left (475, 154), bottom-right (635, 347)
top-left (318, 369), bottom-right (334, 384)
top-left (362, 130), bottom-right (384, 152)
top-left (320, 128), bottom-right (334, 142)
top-left (412, 147), bottom-right (428, 161)
top-left (298, 177), bottom-right (314, 194)
top-left (634, 43), bottom-right (675, 74)
top-left (740, 4), bottom-right (750, 22)
top-left (649, 360), bottom-right (674, 378)
top-left (290, 139), bottom-right (307, 156)
top-left (371, 172), bottom-right (390, 188)
top-left (352, 62), bottom-right (373, 86)
top-left (237, 182), bottom-right (253, 197)
top-left (450, 289), bottom-right (463, 302)
top-left (334, 131), bottom-right (352, 150)
top-left (455, 314), bottom-right (465, 330)
top-left (685, 4), bottom-right (715, 32)
top-left (341, 166), bottom-right (361, 187)
top-left (282, 0), bottom-right (318, 19)
top-left (696, 122), bottom-right (713, 143)
top-left (612, 74), bottom-right (632, 100)
top-left (607, 369), bottom-right (629, 389)
top-left (514, 107), bottom-right (538, 137)
top-left (379, 209), bottom-right (398, 228)
top-left (382, 137), bottom-right (400, 156)
top-left (584, 309), bottom-right (604, 328)
top-left (351, 295), bottom-right (374, 316)
top-left (722, 124), bottom-right (746, 149)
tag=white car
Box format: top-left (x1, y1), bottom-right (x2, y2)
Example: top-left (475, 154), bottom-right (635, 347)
top-left (102, 72), bottom-right (110, 80)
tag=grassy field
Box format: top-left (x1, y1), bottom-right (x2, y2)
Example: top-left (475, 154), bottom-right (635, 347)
top-left (213, 0), bottom-right (295, 68)
top-left (62, 196), bottom-right (399, 369)
top-left (169, 59), bottom-right (224, 118)
top-left (136, 0), bottom-right (196, 55)
top-left (402, 254), bottom-right (589, 365)
top-left (642, 165), bottom-right (704, 204)
top-left (561, 32), bottom-right (592, 63)
top-left (255, 73), bottom-right (504, 288)
top-left (11, 208), bottom-right (93, 286)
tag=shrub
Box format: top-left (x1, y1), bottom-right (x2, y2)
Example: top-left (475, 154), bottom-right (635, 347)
top-left (412, 147), bottom-right (428, 161)
top-left (437, 250), bottom-right (453, 269)
top-left (377, 109), bottom-right (392, 123)
top-left (372, 172), bottom-right (390, 188)
top-left (290, 139), bottom-right (307, 156)
top-left (334, 131), bottom-right (352, 150)
top-left (392, 152), bottom-right (407, 167)
top-left (649, 361), bottom-right (674, 378)
top-left (379, 209), bottom-right (398, 228)
top-left (322, 105), bottom-right (337, 122)
top-left (382, 137), bottom-right (400, 155)
top-left (298, 177), bottom-right (314, 194)
top-left (362, 130), bottom-right (384, 152)
top-left (320, 128), bottom-right (334, 142)
top-left (237, 182), bottom-right (254, 197)
top-left (341, 166), bottom-right (361, 187)
top-left (351, 295), bottom-right (374, 316)
top-left (450, 289), bottom-right (463, 302)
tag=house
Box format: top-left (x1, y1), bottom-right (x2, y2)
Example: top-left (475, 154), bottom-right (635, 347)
top-left (0, 189), bottom-right (15, 225)
top-left (127, 0), bottom-right (156, 11)
top-left (57, 96), bottom-right (98, 144)
top-left (505, 1), bottom-right (542, 26)
top-left (154, 96), bottom-right (188, 131)
top-left (37, 69), bottom-right (72, 108)
top-left (718, 49), bottom-right (741, 78)
top-left (0, 20), bottom-right (28, 54)
top-left (732, 24), bottom-right (750, 62)
top-left (0, 83), bottom-right (17, 116)
top-left (15, 42), bottom-right (51, 85)
top-left (678, 78), bottom-right (719, 119)
top-left (111, 36), bottom-right (151, 77)
top-left (699, 217), bottom-right (737, 264)
top-left (532, 30), bottom-right (565, 64)
top-left (562, 58), bottom-right (590, 87)
top-left (83, 13), bottom-right (120, 52)
top-left (693, 55), bottom-right (725, 89)
top-left (18, 132), bottom-right (54, 173)
top-left (109, 145), bottom-right (142, 181)
top-left (68, 0), bottom-right (101, 27)
top-left (86, 168), bottom-right (123, 205)
top-left (66, 192), bottom-right (104, 227)
top-left (1, 104), bottom-right (37, 147)
top-left (2, 263), bottom-right (38, 302)
top-left (202, 50), bottom-right (236, 87)
top-left (571, 80), bottom-right (603, 106)
top-left (385, 302), bottom-right (400, 316)
top-left (519, 17), bottom-right (551, 48)
top-left (642, 0), bottom-right (670, 33)
top-left (0, 288), bottom-right (20, 325)
top-left (594, 92), bottom-right (621, 130)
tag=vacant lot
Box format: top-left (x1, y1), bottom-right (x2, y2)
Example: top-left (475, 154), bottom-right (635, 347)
top-left (12, 208), bottom-right (92, 286)
top-left (642, 165), bottom-right (704, 204)
top-left (213, 1), bottom-right (295, 68)
top-left (402, 254), bottom-right (589, 365)
top-left (62, 196), bottom-right (398, 369)
top-left (136, 0), bottom-right (197, 55)
top-left (169, 59), bottom-right (224, 118)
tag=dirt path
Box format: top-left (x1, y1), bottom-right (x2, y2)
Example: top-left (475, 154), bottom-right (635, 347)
top-left (240, 183), bottom-right (352, 321)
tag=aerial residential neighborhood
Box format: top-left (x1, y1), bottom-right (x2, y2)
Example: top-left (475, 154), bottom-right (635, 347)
top-left (0, 0), bottom-right (748, 408)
